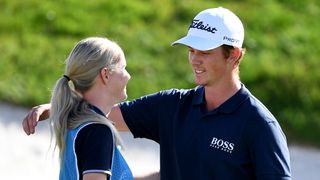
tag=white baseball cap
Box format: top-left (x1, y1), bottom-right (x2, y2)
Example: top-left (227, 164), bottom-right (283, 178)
top-left (172, 7), bottom-right (244, 51)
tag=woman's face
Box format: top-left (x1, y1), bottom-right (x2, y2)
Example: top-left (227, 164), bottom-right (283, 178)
top-left (108, 53), bottom-right (131, 103)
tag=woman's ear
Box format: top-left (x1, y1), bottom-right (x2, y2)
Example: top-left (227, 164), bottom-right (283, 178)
top-left (100, 67), bottom-right (109, 84)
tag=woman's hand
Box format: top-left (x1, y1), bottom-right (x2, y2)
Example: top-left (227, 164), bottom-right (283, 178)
top-left (22, 103), bottom-right (51, 135)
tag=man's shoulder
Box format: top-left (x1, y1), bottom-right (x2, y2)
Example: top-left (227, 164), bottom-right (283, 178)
top-left (159, 86), bottom-right (202, 97)
top-left (245, 94), bottom-right (276, 121)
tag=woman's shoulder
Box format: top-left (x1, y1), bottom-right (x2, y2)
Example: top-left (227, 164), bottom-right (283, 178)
top-left (75, 123), bottom-right (114, 154)
top-left (78, 123), bottom-right (113, 138)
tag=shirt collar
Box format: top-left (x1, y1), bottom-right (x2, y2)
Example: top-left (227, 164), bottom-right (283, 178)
top-left (192, 84), bottom-right (250, 114)
top-left (217, 84), bottom-right (250, 113)
top-left (88, 104), bottom-right (106, 117)
top-left (192, 86), bottom-right (205, 106)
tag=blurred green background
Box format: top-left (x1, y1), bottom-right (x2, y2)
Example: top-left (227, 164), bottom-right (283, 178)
top-left (0, 0), bottom-right (319, 147)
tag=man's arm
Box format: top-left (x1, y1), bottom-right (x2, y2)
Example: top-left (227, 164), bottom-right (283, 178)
top-left (22, 103), bottom-right (130, 135)
top-left (108, 105), bottom-right (129, 131)
top-left (22, 103), bottom-right (51, 135)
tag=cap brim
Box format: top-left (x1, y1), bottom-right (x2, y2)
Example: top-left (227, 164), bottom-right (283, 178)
top-left (171, 35), bottom-right (222, 51)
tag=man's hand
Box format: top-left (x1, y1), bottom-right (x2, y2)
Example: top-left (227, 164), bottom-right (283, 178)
top-left (22, 103), bottom-right (51, 135)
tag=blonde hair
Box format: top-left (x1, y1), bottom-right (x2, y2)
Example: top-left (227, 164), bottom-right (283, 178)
top-left (49, 37), bottom-right (123, 161)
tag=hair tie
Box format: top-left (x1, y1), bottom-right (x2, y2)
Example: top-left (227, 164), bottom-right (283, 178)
top-left (63, 75), bottom-right (71, 81)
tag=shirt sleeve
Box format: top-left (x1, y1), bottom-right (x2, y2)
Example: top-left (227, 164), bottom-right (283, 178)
top-left (75, 123), bottom-right (113, 176)
top-left (246, 118), bottom-right (291, 179)
top-left (119, 89), bottom-right (179, 142)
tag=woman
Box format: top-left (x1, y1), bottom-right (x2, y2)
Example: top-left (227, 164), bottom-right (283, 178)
top-left (49, 37), bottom-right (132, 180)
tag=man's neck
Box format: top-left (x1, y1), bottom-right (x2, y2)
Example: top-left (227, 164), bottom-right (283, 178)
top-left (204, 80), bottom-right (241, 111)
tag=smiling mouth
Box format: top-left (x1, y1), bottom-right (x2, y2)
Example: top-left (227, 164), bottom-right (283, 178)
top-left (195, 70), bottom-right (204, 74)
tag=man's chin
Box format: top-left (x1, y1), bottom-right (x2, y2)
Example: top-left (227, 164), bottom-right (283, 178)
top-left (194, 80), bottom-right (205, 86)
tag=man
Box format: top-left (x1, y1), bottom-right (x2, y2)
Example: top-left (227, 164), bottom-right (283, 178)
top-left (23, 7), bottom-right (291, 179)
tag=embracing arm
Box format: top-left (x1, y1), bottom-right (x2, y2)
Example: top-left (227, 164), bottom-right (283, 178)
top-left (108, 105), bottom-right (129, 131)
top-left (22, 103), bottom-right (129, 135)
top-left (22, 103), bottom-right (51, 135)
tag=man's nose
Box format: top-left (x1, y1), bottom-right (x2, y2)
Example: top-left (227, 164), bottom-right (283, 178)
top-left (189, 53), bottom-right (202, 65)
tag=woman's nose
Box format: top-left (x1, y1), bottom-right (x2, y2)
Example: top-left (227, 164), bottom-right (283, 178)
top-left (127, 71), bottom-right (131, 80)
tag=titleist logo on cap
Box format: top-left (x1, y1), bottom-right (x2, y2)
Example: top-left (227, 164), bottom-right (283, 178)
top-left (189, 19), bottom-right (217, 34)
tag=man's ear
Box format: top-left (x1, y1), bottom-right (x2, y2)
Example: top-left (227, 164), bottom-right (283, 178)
top-left (228, 47), bottom-right (241, 67)
top-left (230, 47), bottom-right (241, 61)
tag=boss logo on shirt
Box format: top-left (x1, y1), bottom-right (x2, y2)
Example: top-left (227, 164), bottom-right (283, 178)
top-left (210, 137), bottom-right (234, 153)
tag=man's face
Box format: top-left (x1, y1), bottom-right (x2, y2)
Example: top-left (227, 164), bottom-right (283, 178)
top-left (188, 46), bottom-right (233, 86)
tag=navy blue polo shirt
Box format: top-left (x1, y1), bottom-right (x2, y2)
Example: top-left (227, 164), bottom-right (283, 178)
top-left (120, 85), bottom-right (291, 180)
